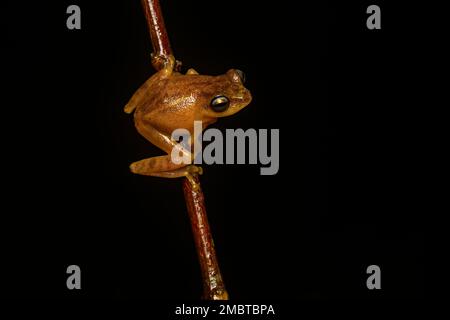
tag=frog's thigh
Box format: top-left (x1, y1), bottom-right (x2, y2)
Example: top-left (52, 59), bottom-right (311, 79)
top-left (130, 155), bottom-right (186, 176)
top-left (136, 121), bottom-right (192, 158)
top-left (124, 76), bottom-right (153, 114)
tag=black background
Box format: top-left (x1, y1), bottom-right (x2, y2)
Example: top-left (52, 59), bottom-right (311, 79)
top-left (2, 0), bottom-right (423, 303)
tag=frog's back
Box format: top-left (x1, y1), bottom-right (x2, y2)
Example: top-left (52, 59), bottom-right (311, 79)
top-left (135, 73), bottom-right (221, 118)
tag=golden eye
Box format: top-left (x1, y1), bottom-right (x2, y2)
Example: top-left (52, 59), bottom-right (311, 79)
top-left (210, 95), bottom-right (230, 112)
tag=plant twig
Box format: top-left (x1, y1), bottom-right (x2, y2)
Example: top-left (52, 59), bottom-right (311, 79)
top-left (141, 0), bottom-right (180, 71)
top-left (182, 175), bottom-right (229, 300)
top-left (140, 0), bottom-right (229, 300)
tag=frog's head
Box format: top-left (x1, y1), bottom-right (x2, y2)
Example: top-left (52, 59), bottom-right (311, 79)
top-left (200, 69), bottom-right (252, 119)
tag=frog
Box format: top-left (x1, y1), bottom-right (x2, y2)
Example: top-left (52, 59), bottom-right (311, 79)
top-left (124, 55), bottom-right (252, 189)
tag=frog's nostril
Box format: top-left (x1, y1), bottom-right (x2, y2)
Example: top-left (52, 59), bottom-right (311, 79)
top-left (235, 69), bottom-right (246, 84)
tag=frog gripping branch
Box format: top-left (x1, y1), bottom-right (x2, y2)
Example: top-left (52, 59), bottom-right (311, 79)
top-left (124, 0), bottom-right (252, 300)
top-left (124, 55), bottom-right (251, 188)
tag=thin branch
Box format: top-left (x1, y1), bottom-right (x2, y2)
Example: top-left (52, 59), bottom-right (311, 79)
top-left (140, 0), bottom-right (229, 300)
top-left (141, 0), bottom-right (180, 71)
top-left (183, 175), bottom-right (229, 300)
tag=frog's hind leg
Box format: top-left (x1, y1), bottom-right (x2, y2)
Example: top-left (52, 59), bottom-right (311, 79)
top-left (124, 76), bottom-right (154, 114)
top-left (150, 164), bottom-right (203, 190)
top-left (157, 165), bottom-right (203, 190)
top-left (130, 155), bottom-right (186, 176)
top-left (130, 155), bottom-right (202, 189)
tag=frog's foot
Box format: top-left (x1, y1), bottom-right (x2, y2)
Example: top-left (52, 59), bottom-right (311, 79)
top-left (129, 156), bottom-right (203, 189)
top-left (185, 165), bottom-right (203, 191)
top-left (186, 164), bottom-right (203, 176)
top-left (147, 165), bottom-right (203, 190)
top-left (151, 54), bottom-right (177, 76)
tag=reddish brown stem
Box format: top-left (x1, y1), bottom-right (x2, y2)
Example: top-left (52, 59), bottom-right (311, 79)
top-left (140, 0), bottom-right (228, 300)
top-left (141, 0), bottom-right (180, 71)
top-left (183, 175), bottom-right (229, 300)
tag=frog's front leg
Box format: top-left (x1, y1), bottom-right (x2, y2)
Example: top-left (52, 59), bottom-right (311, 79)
top-left (135, 120), bottom-right (192, 160)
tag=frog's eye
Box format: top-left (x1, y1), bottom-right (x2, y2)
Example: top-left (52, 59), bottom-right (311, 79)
top-left (210, 95), bottom-right (230, 112)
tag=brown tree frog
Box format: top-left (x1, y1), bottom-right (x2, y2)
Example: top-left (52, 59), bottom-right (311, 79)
top-left (124, 55), bottom-right (252, 188)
